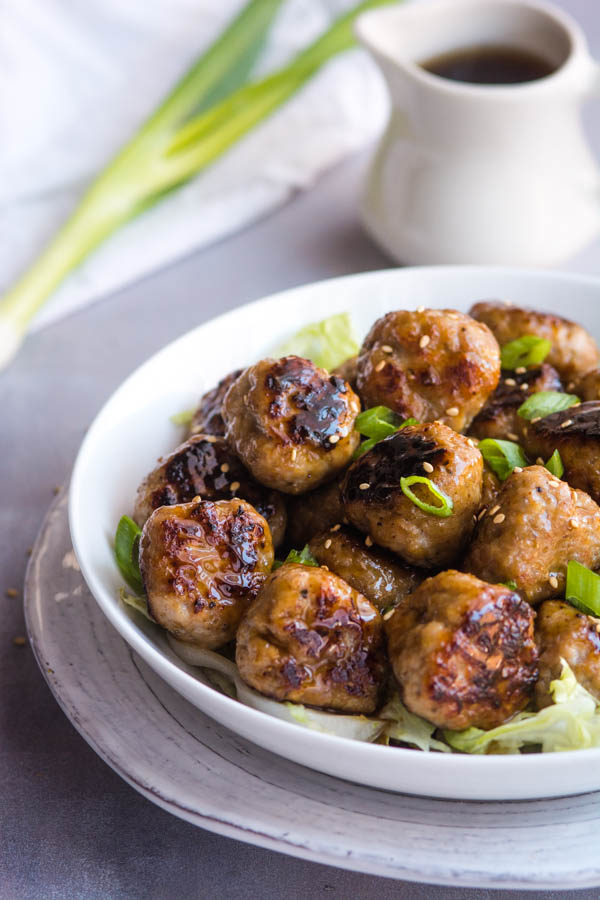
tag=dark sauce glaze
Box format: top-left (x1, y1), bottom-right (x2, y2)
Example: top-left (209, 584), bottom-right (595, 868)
top-left (476, 366), bottom-right (561, 422)
top-left (266, 356), bottom-right (349, 449)
top-left (531, 401), bottom-right (600, 438)
top-left (191, 369), bottom-right (244, 436)
top-left (342, 431), bottom-right (446, 505)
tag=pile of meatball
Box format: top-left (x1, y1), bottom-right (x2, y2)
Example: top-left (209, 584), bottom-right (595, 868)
top-left (134, 300), bottom-right (600, 743)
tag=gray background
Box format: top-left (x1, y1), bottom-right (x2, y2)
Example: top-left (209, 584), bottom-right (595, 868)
top-left (3, 1), bottom-right (600, 896)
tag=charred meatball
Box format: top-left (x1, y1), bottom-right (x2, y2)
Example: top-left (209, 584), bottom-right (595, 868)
top-left (332, 355), bottom-right (358, 390)
top-left (470, 301), bottom-right (599, 383)
top-left (356, 308), bottom-right (500, 432)
top-left (469, 363), bottom-right (562, 442)
top-left (521, 402), bottom-right (600, 505)
top-left (386, 571), bottom-right (538, 731)
top-left (308, 526), bottom-right (423, 610)
top-left (222, 356), bottom-right (360, 494)
top-left (342, 422), bottom-right (482, 568)
top-left (286, 475), bottom-right (347, 548)
top-left (189, 369), bottom-right (244, 437)
top-left (572, 367), bottom-right (600, 400)
top-left (535, 600), bottom-right (600, 708)
top-left (464, 466), bottom-right (600, 604)
top-left (133, 434), bottom-right (287, 547)
top-left (236, 563), bottom-right (386, 713)
top-left (140, 498), bottom-right (273, 649)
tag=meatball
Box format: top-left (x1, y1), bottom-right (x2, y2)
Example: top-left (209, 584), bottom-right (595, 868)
top-left (332, 355), bottom-right (358, 390)
top-left (464, 466), bottom-right (600, 604)
top-left (140, 498), bottom-right (273, 649)
top-left (469, 301), bottom-right (599, 383)
top-left (189, 369), bottom-right (244, 437)
top-left (572, 367), bottom-right (600, 400)
top-left (356, 308), bottom-right (500, 432)
top-left (469, 363), bottom-right (562, 442)
top-left (133, 434), bottom-right (287, 547)
top-left (236, 563), bottom-right (386, 713)
top-left (222, 356), bottom-right (360, 495)
top-left (480, 464), bottom-right (501, 513)
top-left (285, 475), bottom-right (347, 548)
top-left (535, 600), bottom-right (600, 708)
top-left (308, 526), bottom-right (423, 610)
top-left (341, 422), bottom-right (482, 568)
top-left (521, 402), bottom-right (600, 504)
top-left (386, 571), bottom-right (538, 730)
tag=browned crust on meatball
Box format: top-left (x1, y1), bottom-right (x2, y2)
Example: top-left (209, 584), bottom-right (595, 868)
top-left (189, 369), bottom-right (244, 437)
top-left (341, 422), bottom-right (482, 568)
top-left (386, 570), bottom-right (538, 730)
top-left (535, 600), bottom-right (600, 709)
top-left (469, 301), bottom-right (599, 382)
top-left (469, 364), bottom-right (562, 442)
top-left (573, 368), bottom-right (600, 401)
top-left (521, 401), bottom-right (600, 504)
top-left (286, 475), bottom-right (346, 548)
top-left (222, 356), bottom-right (361, 494)
top-left (464, 466), bottom-right (600, 605)
top-left (140, 498), bottom-right (273, 649)
top-left (308, 527), bottom-right (423, 610)
top-left (235, 563), bottom-right (386, 713)
top-left (356, 309), bottom-right (500, 432)
top-left (133, 434), bottom-right (287, 547)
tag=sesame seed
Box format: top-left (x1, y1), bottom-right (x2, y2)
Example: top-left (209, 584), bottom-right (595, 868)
top-left (419, 335), bottom-right (431, 349)
top-left (220, 463), bottom-right (230, 473)
top-left (447, 313), bottom-right (459, 320)
top-left (466, 438), bottom-right (475, 447)
top-left (381, 344), bottom-right (393, 353)
top-left (205, 435), bottom-right (217, 443)
top-left (446, 406), bottom-right (459, 416)
top-left (422, 461), bottom-right (434, 473)
top-left (561, 419), bottom-right (573, 428)
top-left (324, 539), bottom-right (332, 549)
top-left (493, 513), bottom-right (506, 524)
top-left (383, 608), bottom-right (396, 621)
top-left (321, 565), bottom-right (329, 571)
top-left (489, 505), bottom-right (500, 516)
top-left (12, 636), bottom-right (26, 647)
top-left (230, 481), bottom-right (240, 492)
top-left (5, 588), bottom-right (18, 598)
top-left (549, 575), bottom-right (559, 589)
top-left (365, 536), bottom-right (373, 547)
top-left (359, 482), bottom-right (370, 490)
top-left (330, 524), bottom-right (341, 532)
top-left (536, 457), bottom-right (544, 465)
top-left (531, 417), bottom-right (541, 424)
top-left (192, 495), bottom-right (202, 504)
top-left (569, 518), bottom-right (580, 529)
top-left (567, 382), bottom-right (576, 392)
top-left (375, 360), bottom-right (386, 372)
top-left (329, 434), bottom-right (340, 444)
top-left (478, 507), bottom-right (487, 520)
top-left (417, 305), bottom-right (425, 313)
top-left (515, 366), bottom-right (527, 374)
top-left (520, 383), bottom-right (529, 391)
top-left (504, 378), bottom-right (516, 386)
top-left (507, 432), bottom-right (518, 441)
top-left (291, 447), bottom-right (297, 461)
top-left (513, 467), bottom-right (523, 474)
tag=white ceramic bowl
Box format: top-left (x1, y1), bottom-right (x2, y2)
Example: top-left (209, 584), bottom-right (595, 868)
top-left (69, 265), bottom-right (600, 801)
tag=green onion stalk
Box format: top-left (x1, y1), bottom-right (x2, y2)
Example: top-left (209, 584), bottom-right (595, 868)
top-left (0, 0), bottom-right (395, 368)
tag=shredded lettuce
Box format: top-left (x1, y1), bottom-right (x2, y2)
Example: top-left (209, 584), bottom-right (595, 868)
top-left (379, 694), bottom-right (451, 752)
top-left (170, 409), bottom-right (195, 426)
top-left (272, 312), bottom-right (359, 372)
top-left (119, 588), bottom-right (154, 622)
top-left (445, 661), bottom-right (600, 754)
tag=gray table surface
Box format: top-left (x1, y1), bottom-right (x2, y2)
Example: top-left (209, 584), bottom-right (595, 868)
top-left (3, 2), bottom-right (600, 896)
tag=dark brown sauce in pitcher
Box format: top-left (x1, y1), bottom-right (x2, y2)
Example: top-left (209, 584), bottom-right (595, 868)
top-left (421, 44), bottom-right (555, 85)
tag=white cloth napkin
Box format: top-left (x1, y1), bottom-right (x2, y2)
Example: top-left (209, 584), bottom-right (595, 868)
top-left (0, 0), bottom-right (388, 331)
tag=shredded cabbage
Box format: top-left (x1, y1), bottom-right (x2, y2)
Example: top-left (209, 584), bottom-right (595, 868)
top-left (272, 312), bottom-right (359, 371)
top-left (445, 660), bottom-right (600, 754)
top-left (380, 694), bottom-right (451, 752)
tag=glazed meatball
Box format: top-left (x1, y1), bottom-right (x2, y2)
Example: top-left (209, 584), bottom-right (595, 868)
top-left (480, 463), bottom-right (501, 513)
top-left (236, 563), bottom-right (386, 713)
top-left (308, 526), bottom-right (423, 610)
top-left (140, 498), bottom-right (273, 649)
top-left (464, 466), bottom-right (600, 604)
top-left (332, 355), bottom-right (358, 390)
top-left (572, 367), bottom-right (600, 400)
top-left (341, 422), bottom-right (482, 568)
top-left (189, 369), bottom-right (244, 437)
top-left (535, 600), bottom-right (600, 708)
top-left (469, 363), bottom-right (562, 442)
top-left (356, 308), bottom-right (500, 432)
top-left (285, 475), bottom-right (346, 548)
top-left (222, 356), bottom-right (361, 494)
top-left (521, 402), bottom-right (600, 504)
top-left (470, 301), bottom-right (599, 383)
top-left (133, 434), bottom-right (287, 547)
top-left (386, 571), bottom-right (538, 731)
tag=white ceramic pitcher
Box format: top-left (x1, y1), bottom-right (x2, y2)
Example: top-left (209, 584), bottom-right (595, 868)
top-left (356, 0), bottom-right (600, 266)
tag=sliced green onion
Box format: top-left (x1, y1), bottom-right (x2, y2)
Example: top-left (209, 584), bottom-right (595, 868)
top-left (273, 545), bottom-right (319, 570)
top-left (501, 580), bottom-right (518, 591)
top-left (114, 516), bottom-right (144, 593)
top-left (545, 449), bottom-right (564, 479)
top-left (565, 560), bottom-right (600, 618)
top-left (400, 475), bottom-right (453, 517)
top-left (518, 391), bottom-right (580, 421)
top-left (170, 408), bottom-right (195, 426)
top-left (478, 438), bottom-right (528, 481)
top-left (353, 409), bottom-right (418, 458)
top-left (500, 335), bottom-right (551, 369)
top-left (119, 587), bottom-right (154, 621)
